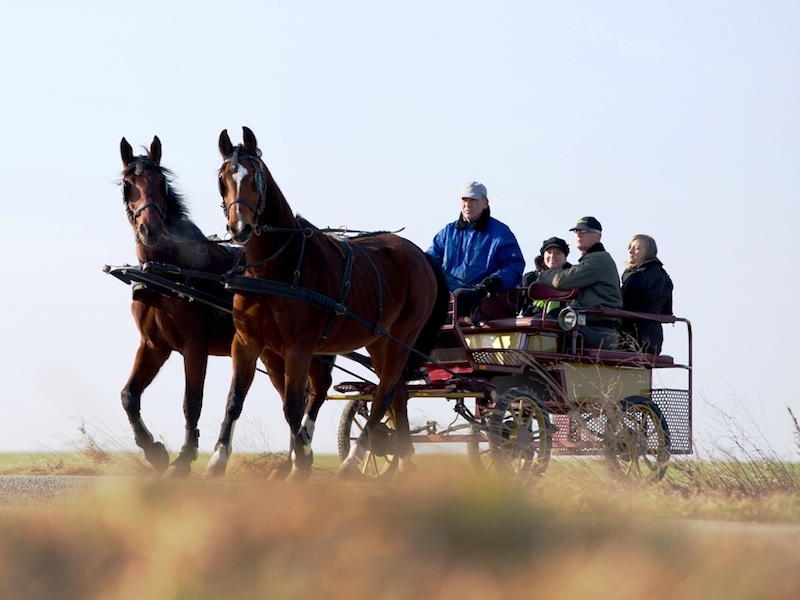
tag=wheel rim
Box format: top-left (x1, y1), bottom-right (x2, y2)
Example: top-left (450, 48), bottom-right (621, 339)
top-left (337, 400), bottom-right (399, 480)
top-left (605, 398), bottom-right (669, 482)
top-left (488, 388), bottom-right (552, 480)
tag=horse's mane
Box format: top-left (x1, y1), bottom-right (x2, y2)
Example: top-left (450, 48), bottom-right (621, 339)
top-left (122, 157), bottom-right (207, 242)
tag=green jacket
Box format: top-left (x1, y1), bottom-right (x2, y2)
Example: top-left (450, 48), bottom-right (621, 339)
top-left (536, 243), bottom-right (622, 323)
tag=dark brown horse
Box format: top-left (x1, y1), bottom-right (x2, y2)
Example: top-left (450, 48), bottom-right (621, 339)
top-left (205, 126), bottom-right (449, 480)
top-left (119, 136), bottom-right (241, 477)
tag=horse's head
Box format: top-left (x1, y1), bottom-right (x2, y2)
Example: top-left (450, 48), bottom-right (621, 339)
top-left (217, 126), bottom-right (267, 245)
top-left (120, 136), bottom-right (170, 247)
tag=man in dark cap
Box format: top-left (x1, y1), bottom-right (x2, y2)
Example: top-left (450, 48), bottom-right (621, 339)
top-left (519, 236), bottom-right (572, 317)
top-left (537, 216), bottom-right (623, 349)
top-left (427, 181), bottom-right (525, 318)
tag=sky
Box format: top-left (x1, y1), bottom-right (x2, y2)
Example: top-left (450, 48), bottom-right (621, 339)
top-left (1, 1), bottom-right (798, 462)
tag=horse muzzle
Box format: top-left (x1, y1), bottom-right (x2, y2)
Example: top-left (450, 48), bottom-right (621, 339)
top-left (137, 222), bottom-right (164, 246)
top-left (228, 220), bottom-right (253, 245)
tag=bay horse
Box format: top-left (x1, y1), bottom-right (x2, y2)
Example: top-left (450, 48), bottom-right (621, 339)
top-left (119, 135), bottom-right (241, 477)
top-left (205, 126), bottom-right (449, 481)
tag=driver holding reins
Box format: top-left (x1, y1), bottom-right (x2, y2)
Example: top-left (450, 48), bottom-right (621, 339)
top-left (426, 181), bottom-right (525, 319)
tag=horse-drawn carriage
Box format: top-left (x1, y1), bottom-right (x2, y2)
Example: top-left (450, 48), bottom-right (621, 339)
top-left (107, 127), bottom-right (691, 482)
top-left (331, 284), bottom-right (692, 483)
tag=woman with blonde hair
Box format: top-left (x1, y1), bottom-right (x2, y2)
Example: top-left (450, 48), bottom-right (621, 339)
top-left (620, 234), bottom-right (673, 354)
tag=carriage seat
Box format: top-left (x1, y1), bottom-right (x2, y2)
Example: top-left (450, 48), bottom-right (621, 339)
top-left (526, 281), bottom-right (579, 302)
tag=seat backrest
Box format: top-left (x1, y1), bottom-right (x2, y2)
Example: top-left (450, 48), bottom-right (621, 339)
top-left (472, 290), bottom-right (517, 322)
top-left (527, 281), bottom-right (578, 301)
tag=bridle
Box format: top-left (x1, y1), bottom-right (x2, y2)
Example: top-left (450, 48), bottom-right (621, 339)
top-left (219, 146), bottom-right (267, 220)
top-left (124, 157), bottom-right (168, 224)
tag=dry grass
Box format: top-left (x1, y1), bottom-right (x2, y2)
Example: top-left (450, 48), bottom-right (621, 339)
top-left (1, 463), bottom-right (799, 600)
top-left (1, 412), bottom-right (800, 598)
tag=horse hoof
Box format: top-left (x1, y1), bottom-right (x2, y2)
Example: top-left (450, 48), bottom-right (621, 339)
top-left (204, 451), bottom-right (228, 478)
top-left (144, 442), bottom-right (170, 473)
top-left (164, 462), bottom-right (191, 479)
top-left (335, 462), bottom-right (361, 482)
top-left (286, 467), bottom-right (312, 484)
top-left (267, 467), bottom-right (289, 481)
top-left (204, 464), bottom-right (226, 478)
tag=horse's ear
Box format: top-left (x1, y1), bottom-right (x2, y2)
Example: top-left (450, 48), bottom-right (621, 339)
top-left (149, 136), bottom-right (162, 165)
top-left (242, 126), bottom-right (258, 154)
top-left (120, 137), bottom-right (134, 166)
top-left (219, 129), bottom-right (233, 157)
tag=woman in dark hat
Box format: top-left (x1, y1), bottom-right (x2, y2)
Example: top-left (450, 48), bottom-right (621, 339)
top-left (620, 234), bottom-right (673, 354)
top-left (518, 236), bottom-right (572, 317)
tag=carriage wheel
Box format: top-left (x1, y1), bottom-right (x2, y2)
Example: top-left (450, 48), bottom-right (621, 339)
top-left (603, 396), bottom-right (670, 483)
top-left (487, 387), bottom-right (552, 480)
top-left (336, 399), bottom-right (399, 481)
top-left (466, 424), bottom-right (492, 473)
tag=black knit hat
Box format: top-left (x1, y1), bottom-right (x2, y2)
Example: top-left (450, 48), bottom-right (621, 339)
top-left (540, 236), bottom-right (570, 256)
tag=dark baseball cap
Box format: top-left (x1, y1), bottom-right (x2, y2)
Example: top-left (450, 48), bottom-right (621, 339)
top-left (569, 216), bottom-right (602, 233)
top-left (540, 236), bottom-right (569, 256)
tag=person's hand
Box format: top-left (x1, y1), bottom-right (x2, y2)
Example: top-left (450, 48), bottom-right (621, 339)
top-left (476, 275), bottom-right (502, 296)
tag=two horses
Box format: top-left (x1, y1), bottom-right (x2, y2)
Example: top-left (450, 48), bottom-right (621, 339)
top-left (117, 129), bottom-right (448, 480)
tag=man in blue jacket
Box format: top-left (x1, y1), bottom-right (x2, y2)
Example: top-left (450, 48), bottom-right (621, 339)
top-left (427, 181), bottom-right (525, 318)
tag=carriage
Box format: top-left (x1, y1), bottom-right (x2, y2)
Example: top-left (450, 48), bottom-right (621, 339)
top-left (109, 127), bottom-right (691, 482)
top-left (330, 283), bottom-right (692, 483)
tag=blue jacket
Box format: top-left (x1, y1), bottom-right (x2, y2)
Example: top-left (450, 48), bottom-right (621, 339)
top-left (427, 214), bottom-right (525, 292)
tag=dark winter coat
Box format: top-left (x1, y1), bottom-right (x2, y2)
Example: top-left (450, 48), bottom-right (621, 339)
top-left (620, 258), bottom-right (673, 354)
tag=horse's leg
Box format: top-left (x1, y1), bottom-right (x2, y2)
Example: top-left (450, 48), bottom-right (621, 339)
top-left (300, 356), bottom-right (335, 448)
top-left (121, 342), bottom-right (171, 473)
top-left (258, 351), bottom-right (302, 483)
top-left (258, 354), bottom-right (333, 482)
top-left (205, 333), bottom-right (260, 478)
top-left (282, 351), bottom-right (317, 483)
top-left (338, 344), bottom-right (414, 479)
top-left (390, 386), bottom-right (416, 475)
top-left (165, 344), bottom-right (209, 478)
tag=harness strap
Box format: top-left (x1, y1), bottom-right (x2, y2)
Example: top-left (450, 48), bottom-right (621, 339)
top-left (318, 236), bottom-right (354, 346)
top-left (225, 275), bottom-right (382, 335)
top-left (352, 244), bottom-right (384, 334)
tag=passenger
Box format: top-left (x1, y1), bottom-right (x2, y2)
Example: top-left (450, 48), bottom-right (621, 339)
top-left (427, 181), bottom-right (525, 318)
top-left (536, 216), bottom-right (623, 349)
top-left (519, 236), bottom-right (573, 317)
top-left (620, 234), bottom-right (674, 355)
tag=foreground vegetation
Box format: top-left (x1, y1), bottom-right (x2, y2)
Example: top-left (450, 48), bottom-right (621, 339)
top-left (1, 447), bottom-right (800, 599)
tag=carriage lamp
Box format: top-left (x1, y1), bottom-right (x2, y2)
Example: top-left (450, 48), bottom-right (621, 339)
top-left (557, 307), bottom-right (584, 331)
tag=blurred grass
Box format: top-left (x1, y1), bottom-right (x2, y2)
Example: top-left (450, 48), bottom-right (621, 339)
top-left (1, 457), bottom-right (799, 600)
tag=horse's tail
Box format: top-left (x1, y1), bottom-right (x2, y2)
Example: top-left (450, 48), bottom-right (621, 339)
top-left (403, 252), bottom-right (451, 378)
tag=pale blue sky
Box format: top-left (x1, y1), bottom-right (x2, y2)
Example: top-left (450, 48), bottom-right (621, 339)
top-left (1, 1), bottom-right (797, 459)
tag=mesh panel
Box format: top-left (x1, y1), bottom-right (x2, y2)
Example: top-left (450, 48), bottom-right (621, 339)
top-left (551, 413), bottom-right (609, 455)
top-left (470, 350), bottom-right (529, 368)
top-left (550, 389), bottom-right (692, 455)
top-left (651, 388), bottom-right (692, 454)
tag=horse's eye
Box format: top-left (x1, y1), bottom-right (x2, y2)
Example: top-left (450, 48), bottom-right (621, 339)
top-left (218, 176), bottom-right (227, 197)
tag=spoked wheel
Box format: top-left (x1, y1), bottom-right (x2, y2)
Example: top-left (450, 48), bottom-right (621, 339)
top-left (466, 424), bottom-right (492, 472)
top-left (604, 396), bottom-right (670, 483)
top-left (487, 387), bottom-right (552, 481)
top-left (336, 399), bottom-right (399, 481)
top-left (465, 394), bottom-right (494, 473)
